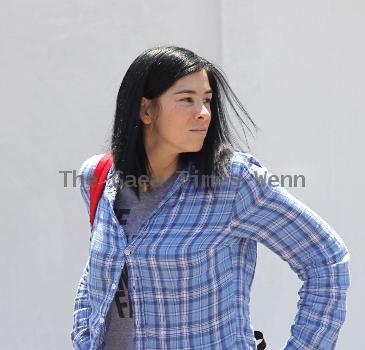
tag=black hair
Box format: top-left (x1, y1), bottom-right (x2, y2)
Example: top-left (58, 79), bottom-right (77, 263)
top-left (107, 45), bottom-right (260, 199)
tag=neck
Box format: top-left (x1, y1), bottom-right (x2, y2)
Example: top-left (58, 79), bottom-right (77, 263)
top-left (141, 148), bottom-right (182, 192)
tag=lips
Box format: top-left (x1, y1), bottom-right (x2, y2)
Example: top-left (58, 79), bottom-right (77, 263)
top-left (190, 129), bottom-right (207, 135)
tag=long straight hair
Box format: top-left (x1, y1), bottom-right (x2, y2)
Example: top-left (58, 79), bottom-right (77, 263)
top-left (109, 45), bottom-right (259, 199)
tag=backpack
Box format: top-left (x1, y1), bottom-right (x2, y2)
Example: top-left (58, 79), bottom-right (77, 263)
top-left (89, 151), bottom-right (114, 228)
top-left (88, 151), bottom-right (267, 350)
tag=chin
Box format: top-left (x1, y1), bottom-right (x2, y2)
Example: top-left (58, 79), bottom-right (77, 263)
top-left (187, 144), bottom-right (204, 152)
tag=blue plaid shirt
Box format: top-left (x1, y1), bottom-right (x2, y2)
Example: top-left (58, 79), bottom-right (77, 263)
top-left (71, 151), bottom-right (350, 350)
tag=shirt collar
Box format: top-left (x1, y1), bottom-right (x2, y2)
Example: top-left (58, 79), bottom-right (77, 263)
top-left (104, 157), bottom-right (196, 208)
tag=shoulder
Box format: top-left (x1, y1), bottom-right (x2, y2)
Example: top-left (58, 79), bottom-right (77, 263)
top-left (229, 150), bottom-right (268, 181)
top-left (227, 150), bottom-right (276, 202)
top-left (78, 153), bottom-right (106, 185)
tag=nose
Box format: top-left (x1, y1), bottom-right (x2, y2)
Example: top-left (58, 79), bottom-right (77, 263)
top-left (194, 101), bottom-right (211, 120)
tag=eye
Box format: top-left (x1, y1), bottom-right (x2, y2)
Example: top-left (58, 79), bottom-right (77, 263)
top-left (179, 97), bottom-right (212, 104)
top-left (181, 97), bottom-right (193, 102)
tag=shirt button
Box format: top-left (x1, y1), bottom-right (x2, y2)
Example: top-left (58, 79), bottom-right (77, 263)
top-left (124, 248), bottom-right (131, 256)
top-left (99, 317), bottom-right (105, 324)
top-left (135, 319), bottom-right (139, 326)
top-left (111, 283), bottom-right (117, 290)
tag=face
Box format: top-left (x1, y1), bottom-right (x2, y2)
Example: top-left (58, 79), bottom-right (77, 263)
top-left (140, 69), bottom-right (212, 155)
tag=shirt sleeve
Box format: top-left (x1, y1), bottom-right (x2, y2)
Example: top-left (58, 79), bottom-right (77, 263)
top-left (70, 155), bottom-right (102, 350)
top-left (230, 153), bottom-right (351, 350)
top-left (71, 257), bottom-right (92, 350)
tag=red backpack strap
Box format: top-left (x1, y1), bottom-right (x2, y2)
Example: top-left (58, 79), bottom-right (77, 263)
top-left (89, 150), bottom-right (114, 228)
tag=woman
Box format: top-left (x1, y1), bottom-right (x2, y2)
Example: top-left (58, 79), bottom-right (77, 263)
top-left (71, 45), bottom-right (350, 350)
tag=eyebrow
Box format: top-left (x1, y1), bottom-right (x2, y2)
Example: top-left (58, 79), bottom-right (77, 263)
top-left (173, 89), bottom-right (213, 95)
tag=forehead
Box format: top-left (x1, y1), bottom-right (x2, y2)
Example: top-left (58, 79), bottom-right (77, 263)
top-left (171, 70), bottom-right (211, 91)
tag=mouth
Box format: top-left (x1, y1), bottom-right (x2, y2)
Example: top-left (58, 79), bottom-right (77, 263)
top-left (189, 129), bottom-right (207, 135)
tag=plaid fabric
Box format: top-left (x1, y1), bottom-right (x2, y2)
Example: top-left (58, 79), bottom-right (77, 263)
top-left (71, 151), bottom-right (350, 350)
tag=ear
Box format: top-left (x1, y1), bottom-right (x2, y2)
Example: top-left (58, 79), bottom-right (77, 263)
top-left (140, 97), bottom-right (153, 125)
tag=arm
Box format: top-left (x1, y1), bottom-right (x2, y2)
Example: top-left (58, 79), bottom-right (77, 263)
top-left (70, 154), bottom-right (103, 350)
top-left (230, 153), bottom-right (351, 350)
top-left (71, 257), bottom-right (92, 350)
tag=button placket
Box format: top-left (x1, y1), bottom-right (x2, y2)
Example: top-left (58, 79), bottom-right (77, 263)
top-left (124, 248), bottom-right (131, 256)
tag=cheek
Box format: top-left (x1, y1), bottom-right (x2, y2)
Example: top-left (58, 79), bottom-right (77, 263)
top-left (161, 106), bottom-right (190, 133)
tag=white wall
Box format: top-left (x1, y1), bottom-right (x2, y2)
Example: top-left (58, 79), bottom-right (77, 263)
top-left (221, 2), bottom-right (363, 349)
top-left (0, 1), bottom-right (362, 348)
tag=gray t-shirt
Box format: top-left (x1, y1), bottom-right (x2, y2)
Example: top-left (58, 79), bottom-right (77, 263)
top-left (103, 171), bottom-right (179, 350)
